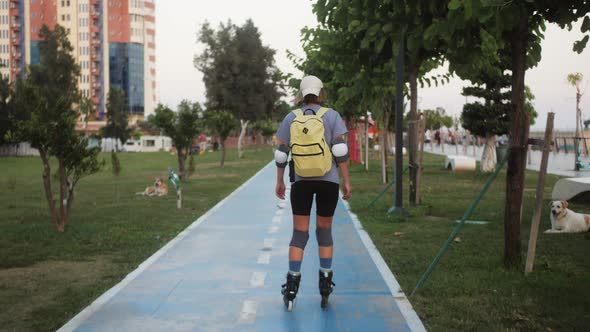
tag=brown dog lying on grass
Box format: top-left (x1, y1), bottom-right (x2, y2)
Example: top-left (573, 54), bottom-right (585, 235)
top-left (136, 177), bottom-right (168, 197)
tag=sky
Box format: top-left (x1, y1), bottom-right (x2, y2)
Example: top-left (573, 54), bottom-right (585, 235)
top-left (156, 1), bottom-right (590, 131)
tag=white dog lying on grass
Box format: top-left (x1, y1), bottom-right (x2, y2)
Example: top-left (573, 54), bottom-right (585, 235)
top-left (545, 201), bottom-right (590, 233)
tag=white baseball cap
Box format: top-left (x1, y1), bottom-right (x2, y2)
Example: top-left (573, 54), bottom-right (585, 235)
top-left (300, 75), bottom-right (323, 97)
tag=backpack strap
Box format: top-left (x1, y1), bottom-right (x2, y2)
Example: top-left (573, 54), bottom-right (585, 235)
top-left (293, 107), bottom-right (330, 117)
top-left (316, 107), bottom-right (330, 118)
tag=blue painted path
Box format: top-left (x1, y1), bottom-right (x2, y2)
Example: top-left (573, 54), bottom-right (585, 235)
top-left (59, 163), bottom-right (425, 332)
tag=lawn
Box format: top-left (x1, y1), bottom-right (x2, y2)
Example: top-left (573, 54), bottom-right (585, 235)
top-left (0, 146), bottom-right (273, 331)
top-left (347, 152), bottom-right (590, 331)
top-left (2, 147), bottom-right (588, 331)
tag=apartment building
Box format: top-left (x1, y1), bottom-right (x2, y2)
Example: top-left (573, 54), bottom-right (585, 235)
top-left (0, 0), bottom-right (156, 120)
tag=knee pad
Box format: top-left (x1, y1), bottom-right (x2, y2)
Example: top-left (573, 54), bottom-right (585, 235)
top-left (289, 229), bottom-right (309, 249)
top-left (316, 227), bottom-right (333, 247)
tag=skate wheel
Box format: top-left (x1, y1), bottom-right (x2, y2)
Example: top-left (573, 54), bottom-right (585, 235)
top-left (286, 300), bottom-right (294, 311)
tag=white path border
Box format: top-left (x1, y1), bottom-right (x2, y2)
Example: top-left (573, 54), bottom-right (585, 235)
top-left (58, 162), bottom-right (274, 332)
top-left (341, 198), bottom-right (427, 332)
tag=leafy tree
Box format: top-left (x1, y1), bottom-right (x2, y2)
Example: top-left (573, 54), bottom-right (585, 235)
top-left (149, 101), bottom-right (202, 179)
top-left (205, 111), bottom-right (238, 167)
top-left (78, 96), bottom-right (95, 137)
top-left (441, 0), bottom-right (590, 267)
top-left (100, 87), bottom-right (132, 150)
top-left (459, 38), bottom-right (539, 173)
top-left (272, 100), bottom-right (292, 122)
top-left (253, 119), bottom-right (277, 144)
top-left (136, 119), bottom-right (160, 135)
top-left (10, 24), bottom-right (103, 232)
top-left (195, 19), bottom-right (283, 159)
top-left (313, 0), bottom-right (451, 203)
top-left (423, 107), bottom-right (453, 131)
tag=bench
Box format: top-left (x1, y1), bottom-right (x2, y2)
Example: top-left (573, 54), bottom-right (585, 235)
top-left (445, 155), bottom-right (476, 171)
top-left (551, 177), bottom-right (590, 200)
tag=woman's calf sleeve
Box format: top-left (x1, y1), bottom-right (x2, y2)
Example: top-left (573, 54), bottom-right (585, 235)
top-left (316, 227), bottom-right (333, 246)
top-left (289, 229), bottom-right (309, 249)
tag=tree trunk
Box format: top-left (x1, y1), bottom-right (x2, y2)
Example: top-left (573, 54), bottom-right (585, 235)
top-left (415, 113), bottom-right (425, 205)
top-left (364, 114), bottom-right (369, 170)
top-left (57, 157), bottom-right (68, 232)
top-left (66, 181), bottom-right (76, 223)
top-left (177, 149), bottom-right (187, 179)
top-left (238, 119), bottom-right (249, 159)
top-left (220, 140), bottom-right (226, 167)
top-left (575, 90), bottom-right (582, 167)
top-left (504, 16), bottom-right (530, 268)
top-left (382, 97), bottom-right (391, 184)
top-left (359, 120), bottom-right (363, 167)
top-left (481, 134), bottom-right (497, 172)
top-left (39, 148), bottom-right (59, 227)
top-left (408, 65), bottom-right (419, 205)
top-left (379, 119), bottom-right (387, 184)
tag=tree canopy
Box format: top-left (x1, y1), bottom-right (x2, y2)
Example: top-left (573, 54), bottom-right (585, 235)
top-left (101, 87), bottom-right (132, 146)
top-left (149, 101), bottom-right (202, 179)
top-left (195, 19), bottom-right (283, 122)
top-left (10, 24), bottom-right (102, 232)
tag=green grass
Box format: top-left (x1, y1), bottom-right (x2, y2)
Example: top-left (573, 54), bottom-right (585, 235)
top-left (0, 146), bottom-right (273, 331)
top-left (3, 147), bottom-right (589, 331)
top-left (348, 153), bottom-right (590, 331)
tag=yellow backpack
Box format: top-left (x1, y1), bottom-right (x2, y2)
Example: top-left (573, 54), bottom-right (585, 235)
top-left (290, 107), bottom-right (333, 177)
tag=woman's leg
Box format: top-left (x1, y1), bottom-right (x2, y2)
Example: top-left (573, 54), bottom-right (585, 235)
top-left (288, 181), bottom-right (314, 274)
top-left (316, 216), bottom-right (334, 269)
top-left (289, 215), bottom-right (310, 272)
top-left (315, 182), bottom-right (340, 271)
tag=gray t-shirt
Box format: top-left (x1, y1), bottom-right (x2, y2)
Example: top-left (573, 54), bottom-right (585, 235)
top-left (276, 104), bottom-right (348, 184)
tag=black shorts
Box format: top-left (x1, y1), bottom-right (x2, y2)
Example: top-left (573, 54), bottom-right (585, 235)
top-left (290, 181), bottom-right (340, 217)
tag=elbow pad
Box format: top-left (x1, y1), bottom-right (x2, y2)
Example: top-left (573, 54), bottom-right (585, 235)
top-left (275, 144), bottom-right (289, 168)
top-left (331, 137), bottom-right (349, 163)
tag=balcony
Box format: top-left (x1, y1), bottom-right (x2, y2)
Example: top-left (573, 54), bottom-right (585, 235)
top-left (10, 22), bottom-right (20, 31)
top-left (11, 37), bottom-right (19, 45)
